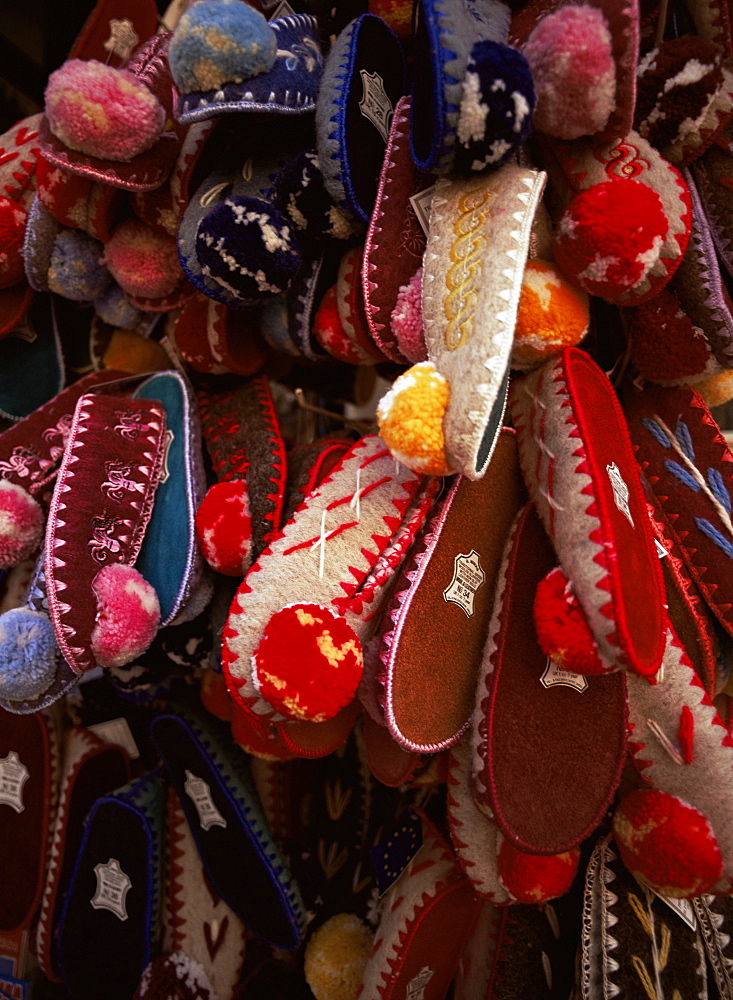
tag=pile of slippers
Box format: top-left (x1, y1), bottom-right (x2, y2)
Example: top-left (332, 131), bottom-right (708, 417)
top-left (3, 0), bottom-right (733, 997)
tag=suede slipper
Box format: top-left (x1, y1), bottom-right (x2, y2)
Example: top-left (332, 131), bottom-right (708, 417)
top-left (509, 346), bottom-right (666, 677)
top-left (316, 13), bottom-right (406, 226)
top-left (55, 768), bottom-right (166, 1000)
top-left (423, 162), bottom-right (546, 479)
top-left (472, 503), bottom-right (627, 855)
top-left (410, 0), bottom-right (534, 175)
top-left (361, 712), bottom-right (421, 787)
top-left (379, 428), bottom-right (525, 753)
top-left (150, 704), bottom-right (306, 949)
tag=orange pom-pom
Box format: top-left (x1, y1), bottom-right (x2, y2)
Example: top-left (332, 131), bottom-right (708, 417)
top-left (512, 260), bottom-right (589, 370)
top-left (498, 837), bottom-right (580, 903)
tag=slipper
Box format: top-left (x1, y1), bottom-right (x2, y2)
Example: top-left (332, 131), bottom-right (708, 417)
top-left (55, 768), bottom-right (167, 1000)
top-left (378, 428), bottom-right (525, 753)
top-left (35, 155), bottom-right (126, 242)
top-left (423, 162), bottom-right (546, 478)
top-left (509, 346), bottom-right (666, 677)
top-left (0, 293), bottom-right (65, 422)
top-left (335, 245), bottom-right (389, 364)
top-left (410, 0), bottom-right (534, 175)
top-left (150, 703), bottom-right (306, 949)
top-left (316, 13), bottom-right (406, 226)
top-left (361, 712), bottom-right (421, 787)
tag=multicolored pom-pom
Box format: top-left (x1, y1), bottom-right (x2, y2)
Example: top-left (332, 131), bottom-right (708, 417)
top-left (0, 481), bottom-right (44, 568)
top-left (511, 259), bottom-right (589, 370)
top-left (253, 603), bottom-right (363, 722)
top-left (613, 789), bottom-right (723, 898)
top-left (91, 563), bottom-right (160, 669)
top-left (553, 179), bottom-right (668, 301)
top-left (169, 0), bottom-right (277, 94)
top-left (377, 361), bottom-right (453, 476)
top-left (0, 197), bottom-right (28, 288)
top-left (390, 268), bottom-right (427, 364)
top-left (304, 913), bottom-right (374, 1000)
top-left (0, 608), bottom-right (58, 700)
top-left (533, 566), bottom-right (607, 676)
top-left (48, 230), bottom-right (111, 301)
top-left (195, 480), bottom-right (253, 577)
top-left (497, 837), bottom-right (580, 904)
top-left (135, 951), bottom-right (217, 1000)
top-left (104, 220), bottom-right (181, 301)
top-left (45, 60), bottom-right (165, 162)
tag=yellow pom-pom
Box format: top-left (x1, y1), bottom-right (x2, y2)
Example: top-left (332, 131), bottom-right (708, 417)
top-left (304, 914), bottom-right (374, 1000)
top-left (695, 370), bottom-right (733, 409)
top-left (376, 361), bottom-right (453, 475)
top-left (512, 259), bottom-right (589, 371)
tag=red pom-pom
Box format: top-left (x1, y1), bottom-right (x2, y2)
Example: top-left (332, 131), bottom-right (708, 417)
top-left (253, 603), bottom-right (363, 722)
top-left (0, 197), bottom-right (28, 289)
top-left (195, 480), bottom-right (252, 577)
top-left (104, 219), bottom-right (180, 300)
top-left (533, 566), bottom-right (609, 675)
top-left (0, 481), bottom-right (44, 568)
top-left (613, 788), bottom-right (723, 898)
top-left (91, 563), bottom-right (160, 668)
top-left (313, 285), bottom-right (371, 365)
top-left (498, 837), bottom-right (580, 903)
top-left (553, 179), bottom-right (668, 301)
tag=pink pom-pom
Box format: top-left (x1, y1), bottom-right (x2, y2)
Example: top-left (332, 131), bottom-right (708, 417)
top-left (91, 563), bottom-right (160, 668)
top-left (45, 59), bottom-right (165, 162)
top-left (0, 198), bottom-right (28, 289)
top-left (0, 481), bottom-right (44, 568)
top-left (104, 219), bottom-right (181, 300)
top-left (195, 480), bottom-right (253, 577)
top-left (390, 267), bottom-right (427, 363)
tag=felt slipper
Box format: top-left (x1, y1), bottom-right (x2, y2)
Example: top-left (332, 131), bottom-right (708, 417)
top-left (410, 0), bottom-right (534, 176)
top-left (150, 704), bottom-right (306, 949)
top-left (378, 428), bottom-right (525, 753)
top-left (275, 699), bottom-right (362, 759)
top-left (0, 114), bottom-right (42, 338)
top-left (623, 380), bottom-right (733, 639)
top-left (196, 376), bottom-right (287, 568)
top-left (39, 33), bottom-right (187, 194)
top-left (44, 391), bottom-right (167, 677)
top-left (35, 156), bottom-right (126, 243)
top-left (509, 346), bottom-right (666, 677)
top-left (55, 768), bottom-right (167, 1000)
top-left (335, 246), bottom-right (390, 364)
top-left (0, 706), bottom-right (61, 935)
top-left (65, 0), bottom-right (160, 66)
top-left (538, 130), bottom-right (692, 306)
top-left (172, 10), bottom-right (324, 123)
top-left (287, 244), bottom-right (341, 361)
top-left (281, 437), bottom-right (353, 526)
top-left (133, 370), bottom-right (210, 627)
top-left (690, 126), bottom-right (733, 282)
top-left (472, 503), bottom-right (627, 855)
top-left (222, 434), bottom-right (433, 727)
top-left (361, 713), bottom-right (421, 787)
top-left (511, 0), bottom-right (638, 142)
top-left (359, 811), bottom-right (483, 1000)
top-left (423, 163), bottom-right (546, 479)
top-left (168, 292), bottom-right (230, 375)
top-left (35, 726), bottom-right (131, 981)
top-left (163, 786), bottom-right (248, 1000)
top-left (207, 300), bottom-right (269, 376)
top-left (0, 293), bottom-right (65, 422)
top-left (451, 898), bottom-right (501, 1000)
top-left (316, 13), bottom-right (406, 227)
top-left (362, 95), bottom-right (429, 365)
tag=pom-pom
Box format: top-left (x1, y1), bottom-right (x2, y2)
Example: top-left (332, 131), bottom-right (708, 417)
top-left (368, 0), bottom-right (413, 40)
top-left (0, 608), bottom-right (58, 700)
top-left (195, 480), bottom-right (252, 576)
top-left (195, 197), bottom-right (300, 302)
top-left (629, 289), bottom-right (717, 385)
top-left (377, 361), bottom-right (453, 475)
top-left (512, 259), bottom-right (589, 370)
top-left (94, 283), bottom-right (144, 329)
top-left (497, 837), bottom-right (580, 904)
top-left (304, 914), bottom-right (374, 1000)
top-left (695, 370), bottom-right (733, 408)
top-left (169, 0), bottom-right (277, 94)
top-left (91, 563), bottom-right (160, 669)
top-left (455, 40), bottom-right (535, 173)
top-left (104, 219), bottom-right (181, 300)
top-left (135, 951), bottom-right (217, 1000)
top-left (613, 789), bottom-right (723, 898)
top-left (0, 481), bottom-right (44, 568)
top-left (553, 179), bottom-right (669, 301)
top-left (274, 150), bottom-right (355, 244)
top-left (523, 6), bottom-right (616, 140)
top-left (313, 285), bottom-right (371, 364)
top-left (253, 603), bottom-right (363, 722)
top-left (48, 230), bottom-right (111, 301)
top-left (533, 566), bottom-right (609, 676)
top-left (45, 59), bottom-right (165, 161)
top-left (0, 197), bottom-right (28, 289)
top-left (101, 330), bottom-right (172, 374)
top-left (390, 268), bottom-right (427, 363)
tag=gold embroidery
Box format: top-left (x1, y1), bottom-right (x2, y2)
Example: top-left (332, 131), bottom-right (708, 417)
top-left (324, 779), bottom-right (352, 821)
top-left (318, 839), bottom-right (348, 880)
top-left (628, 892), bottom-right (654, 937)
top-left (631, 955), bottom-right (659, 1000)
top-left (443, 185), bottom-right (494, 351)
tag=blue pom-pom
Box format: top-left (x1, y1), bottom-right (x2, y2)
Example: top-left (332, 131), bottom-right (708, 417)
top-left (169, 0), bottom-right (277, 94)
top-left (454, 40), bottom-right (535, 173)
top-left (94, 282), bottom-right (143, 328)
top-left (196, 196), bottom-right (300, 302)
top-left (0, 608), bottom-right (58, 700)
top-left (273, 150), bottom-right (354, 244)
top-left (48, 230), bottom-right (111, 302)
